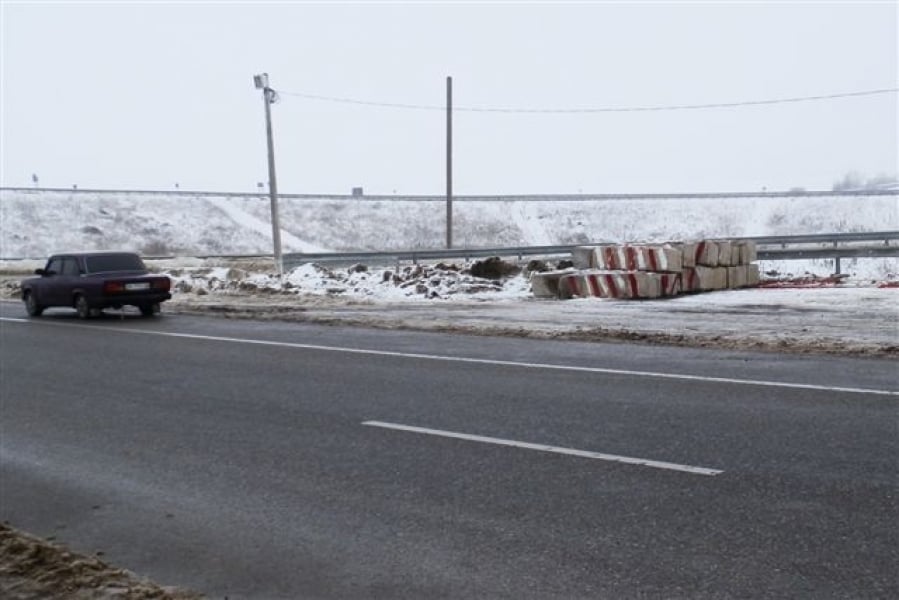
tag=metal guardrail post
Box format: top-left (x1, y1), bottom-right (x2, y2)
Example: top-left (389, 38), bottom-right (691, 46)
top-left (834, 241), bottom-right (840, 274)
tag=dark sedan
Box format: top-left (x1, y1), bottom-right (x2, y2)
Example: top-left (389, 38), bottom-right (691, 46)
top-left (21, 252), bottom-right (172, 319)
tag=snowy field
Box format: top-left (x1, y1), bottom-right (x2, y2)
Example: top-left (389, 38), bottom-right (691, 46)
top-left (1, 188), bottom-right (897, 279)
top-left (1, 188), bottom-right (896, 257)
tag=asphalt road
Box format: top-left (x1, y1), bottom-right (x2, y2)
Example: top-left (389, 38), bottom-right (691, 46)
top-left (1, 301), bottom-right (897, 599)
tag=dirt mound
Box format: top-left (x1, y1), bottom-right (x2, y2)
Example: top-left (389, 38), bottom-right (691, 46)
top-left (467, 257), bottom-right (521, 280)
top-left (0, 523), bottom-right (202, 599)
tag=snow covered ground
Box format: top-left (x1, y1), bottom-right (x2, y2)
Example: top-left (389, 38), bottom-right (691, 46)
top-left (1, 255), bottom-right (896, 356)
top-left (1, 188), bottom-right (895, 356)
top-left (163, 271), bottom-right (896, 356)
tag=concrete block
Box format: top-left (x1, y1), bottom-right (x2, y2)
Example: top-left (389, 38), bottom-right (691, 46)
top-left (735, 240), bottom-right (758, 265)
top-left (555, 270), bottom-right (682, 300)
top-left (679, 243), bottom-right (697, 268)
top-left (658, 272), bottom-right (682, 297)
top-left (571, 246), bottom-right (595, 269)
top-left (717, 241), bottom-right (735, 266)
top-left (593, 245), bottom-right (638, 271)
top-left (726, 265), bottom-right (747, 289)
top-left (592, 246), bottom-right (616, 270)
top-left (682, 266), bottom-right (728, 292)
top-left (587, 271), bottom-right (655, 299)
top-left (530, 270), bottom-right (571, 298)
top-left (747, 263), bottom-right (760, 286)
top-left (714, 267), bottom-right (729, 289)
top-left (587, 270), bottom-right (684, 299)
top-left (635, 245), bottom-right (683, 273)
top-left (580, 271), bottom-right (621, 298)
top-left (558, 273), bottom-right (586, 299)
top-left (692, 240), bottom-right (720, 267)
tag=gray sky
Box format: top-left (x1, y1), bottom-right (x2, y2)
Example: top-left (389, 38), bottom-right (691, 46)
top-left (2, 1), bottom-right (896, 194)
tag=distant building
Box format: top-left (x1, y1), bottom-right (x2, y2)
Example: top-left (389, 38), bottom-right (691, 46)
top-left (352, 187), bottom-right (364, 197)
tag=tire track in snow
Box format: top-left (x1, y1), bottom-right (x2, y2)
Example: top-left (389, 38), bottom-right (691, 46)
top-left (205, 196), bottom-right (329, 253)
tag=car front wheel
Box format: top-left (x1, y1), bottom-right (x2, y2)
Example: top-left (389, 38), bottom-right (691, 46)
top-left (74, 295), bottom-right (92, 319)
top-left (24, 292), bottom-right (44, 317)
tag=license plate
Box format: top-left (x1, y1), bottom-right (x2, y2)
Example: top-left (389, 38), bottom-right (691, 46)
top-left (125, 282), bottom-right (150, 291)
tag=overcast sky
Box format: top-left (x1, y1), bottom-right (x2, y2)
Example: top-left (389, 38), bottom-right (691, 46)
top-left (2, 1), bottom-right (896, 195)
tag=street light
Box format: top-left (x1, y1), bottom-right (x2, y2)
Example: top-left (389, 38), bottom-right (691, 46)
top-left (254, 72), bottom-right (283, 275)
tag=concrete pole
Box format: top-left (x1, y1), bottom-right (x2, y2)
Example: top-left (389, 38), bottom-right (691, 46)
top-left (263, 84), bottom-right (283, 276)
top-left (446, 76), bottom-right (453, 249)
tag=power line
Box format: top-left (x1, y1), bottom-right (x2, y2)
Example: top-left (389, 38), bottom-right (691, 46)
top-left (277, 87), bottom-right (898, 113)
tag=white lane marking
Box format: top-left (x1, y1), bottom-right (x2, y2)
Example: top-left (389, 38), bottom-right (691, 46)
top-left (2, 317), bottom-right (897, 396)
top-left (0, 317), bottom-right (28, 323)
top-left (362, 420), bottom-right (723, 476)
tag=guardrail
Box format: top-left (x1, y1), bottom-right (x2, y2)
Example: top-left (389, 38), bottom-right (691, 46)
top-left (281, 231), bottom-right (899, 274)
top-left (2, 232), bottom-right (896, 275)
top-left (730, 231), bottom-right (897, 244)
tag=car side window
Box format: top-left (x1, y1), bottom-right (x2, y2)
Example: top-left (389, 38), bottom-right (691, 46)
top-left (45, 258), bottom-right (63, 275)
top-left (61, 258), bottom-right (81, 276)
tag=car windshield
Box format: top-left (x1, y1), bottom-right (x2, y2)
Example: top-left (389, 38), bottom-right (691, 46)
top-left (84, 254), bottom-right (146, 273)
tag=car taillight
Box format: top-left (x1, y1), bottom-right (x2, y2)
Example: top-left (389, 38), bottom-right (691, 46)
top-left (104, 281), bottom-right (125, 293)
top-left (152, 278), bottom-right (171, 291)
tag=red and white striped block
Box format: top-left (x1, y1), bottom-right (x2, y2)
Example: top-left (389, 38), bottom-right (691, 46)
top-left (558, 272), bottom-right (586, 299)
top-left (634, 245), bottom-right (683, 273)
top-left (559, 271), bottom-right (680, 299)
top-left (593, 245), bottom-right (639, 271)
top-left (585, 271), bottom-right (657, 299)
top-left (596, 271), bottom-right (655, 299)
top-left (657, 272), bottom-right (682, 296)
top-left (682, 266), bottom-right (728, 292)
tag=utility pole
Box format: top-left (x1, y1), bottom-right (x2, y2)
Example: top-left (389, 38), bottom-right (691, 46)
top-left (446, 75), bottom-right (453, 249)
top-left (253, 72), bottom-right (283, 275)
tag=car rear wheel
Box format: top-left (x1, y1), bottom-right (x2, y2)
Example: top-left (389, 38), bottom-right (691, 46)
top-left (139, 303), bottom-right (160, 317)
top-left (24, 292), bottom-right (44, 317)
top-left (74, 295), bottom-right (91, 319)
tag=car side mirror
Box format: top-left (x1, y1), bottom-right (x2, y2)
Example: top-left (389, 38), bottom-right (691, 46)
top-left (34, 268), bottom-right (46, 276)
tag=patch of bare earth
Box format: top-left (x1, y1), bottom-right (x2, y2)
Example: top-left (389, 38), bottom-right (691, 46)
top-left (0, 523), bottom-right (202, 600)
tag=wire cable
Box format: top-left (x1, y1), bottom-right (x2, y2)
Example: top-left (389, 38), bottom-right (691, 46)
top-left (277, 87), bottom-right (898, 113)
